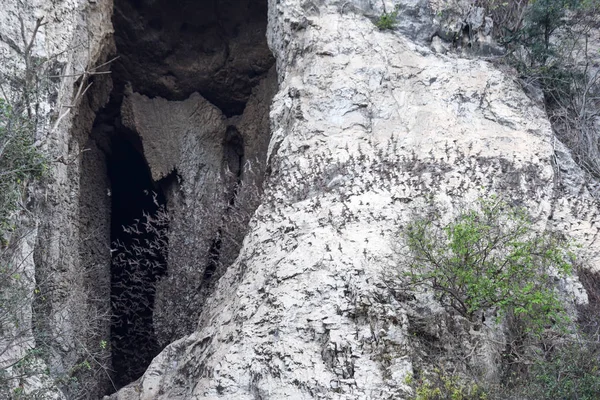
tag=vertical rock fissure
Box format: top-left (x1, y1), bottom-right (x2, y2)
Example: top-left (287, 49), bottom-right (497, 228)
top-left (86, 94), bottom-right (170, 388)
top-left (107, 127), bottom-right (168, 387)
top-left (201, 126), bottom-right (245, 286)
top-left (78, 0), bottom-right (276, 391)
top-left (224, 126), bottom-right (245, 189)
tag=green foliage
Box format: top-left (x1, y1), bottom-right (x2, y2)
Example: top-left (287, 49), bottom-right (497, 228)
top-left (375, 6), bottom-right (399, 30)
top-left (518, 0), bottom-right (576, 65)
top-left (0, 98), bottom-right (46, 230)
top-left (509, 341), bottom-right (600, 399)
top-left (406, 369), bottom-right (489, 400)
top-left (505, 269), bottom-right (600, 399)
top-left (0, 98), bottom-right (46, 393)
top-left (402, 197), bottom-right (573, 331)
top-left (501, 0), bottom-right (599, 79)
top-left (509, 0), bottom-right (600, 179)
top-left (394, 198), bottom-right (600, 399)
top-left (480, 0), bottom-right (595, 53)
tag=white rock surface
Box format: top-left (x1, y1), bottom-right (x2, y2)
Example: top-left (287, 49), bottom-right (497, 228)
top-left (1, 0), bottom-right (599, 398)
top-left (1, 0), bottom-right (114, 396)
top-left (107, 0), bottom-right (600, 398)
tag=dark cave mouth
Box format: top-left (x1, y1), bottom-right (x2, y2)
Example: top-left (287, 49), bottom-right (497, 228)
top-left (106, 127), bottom-right (168, 388)
top-left (93, 0), bottom-right (275, 391)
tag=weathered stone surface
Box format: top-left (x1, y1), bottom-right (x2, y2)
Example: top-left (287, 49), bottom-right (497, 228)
top-left (112, 0), bottom-right (274, 115)
top-left (1, 0), bottom-right (599, 399)
top-left (1, 0), bottom-right (115, 397)
top-left (235, 66), bottom-right (279, 168)
top-left (105, 0), bottom-right (600, 399)
top-left (121, 91), bottom-right (226, 183)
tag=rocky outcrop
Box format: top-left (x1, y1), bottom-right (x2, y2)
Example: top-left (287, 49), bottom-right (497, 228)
top-left (1, 0), bottom-right (599, 399)
top-left (4, 0), bottom-right (277, 396)
top-left (108, 0), bottom-right (599, 399)
top-left (0, 0), bottom-right (115, 397)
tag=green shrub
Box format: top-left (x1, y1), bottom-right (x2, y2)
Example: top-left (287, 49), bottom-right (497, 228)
top-left (519, 0), bottom-right (577, 65)
top-left (375, 6), bottom-right (399, 30)
top-left (401, 197), bottom-right (573, 332)
top-left (406, 369), bottom-right (489, 400)
top-left (511, 341), bottom-right (600, 399)
top-left (505, 269), bottom-right (600, 399)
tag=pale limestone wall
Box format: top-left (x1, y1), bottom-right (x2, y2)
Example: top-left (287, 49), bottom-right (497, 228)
top-left (109, 1), bottom-right (599, 399)
top-left (0, 0), bottom-right (114, 397)
top-left (0, 0), bottom-right (598, 399)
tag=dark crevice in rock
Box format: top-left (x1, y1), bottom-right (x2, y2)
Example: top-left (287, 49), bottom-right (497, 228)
top-left (202, 238), bottom-right (222, 284)
top-left (200, 126), bottom-right (245, 293)
top-left (107, 129), bottom-right (168, 388)
top-left (224, 126), bottom-right (245, 183)
top-left (77, 0), bottom-right (275, 392)
top-left (89, 94), bottom-right (169, 388)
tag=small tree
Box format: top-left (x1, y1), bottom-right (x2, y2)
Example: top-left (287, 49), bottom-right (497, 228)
top-left (479, 0), bottom-right (600, 180)
top-left (373, 4), bottom-right (400, 30)
top-left (518, 0), bottom-right (577, 66)
top-left (400, 197), bottom-right (573, 331)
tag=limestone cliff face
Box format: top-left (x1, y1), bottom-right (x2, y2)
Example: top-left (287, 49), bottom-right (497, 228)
top-left (1, 1), bottom-right (114, 397)
top-left (0, 0), bottom-right (598, 399)
top-left (110, 1), bottom-right (598, 399)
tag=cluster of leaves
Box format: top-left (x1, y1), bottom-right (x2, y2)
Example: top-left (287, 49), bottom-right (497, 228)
top-left (517, 0), bottom-right (576, 65)
top-left (406, 369), bottom-right (489, 400)
top-left (402, 197), bottom-right (573, 332)
top-left (375, 6), bottom-right (400, 30)
top-left (508, 268), bottom-right (600, 399)
top-left (396, 197), bottom-right (600, 399)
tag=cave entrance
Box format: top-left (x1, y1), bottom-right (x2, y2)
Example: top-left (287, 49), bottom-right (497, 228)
top-left (104, 113), bottom-right (168, 387)
top-left (87, 0), bottom-right (276, 391)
